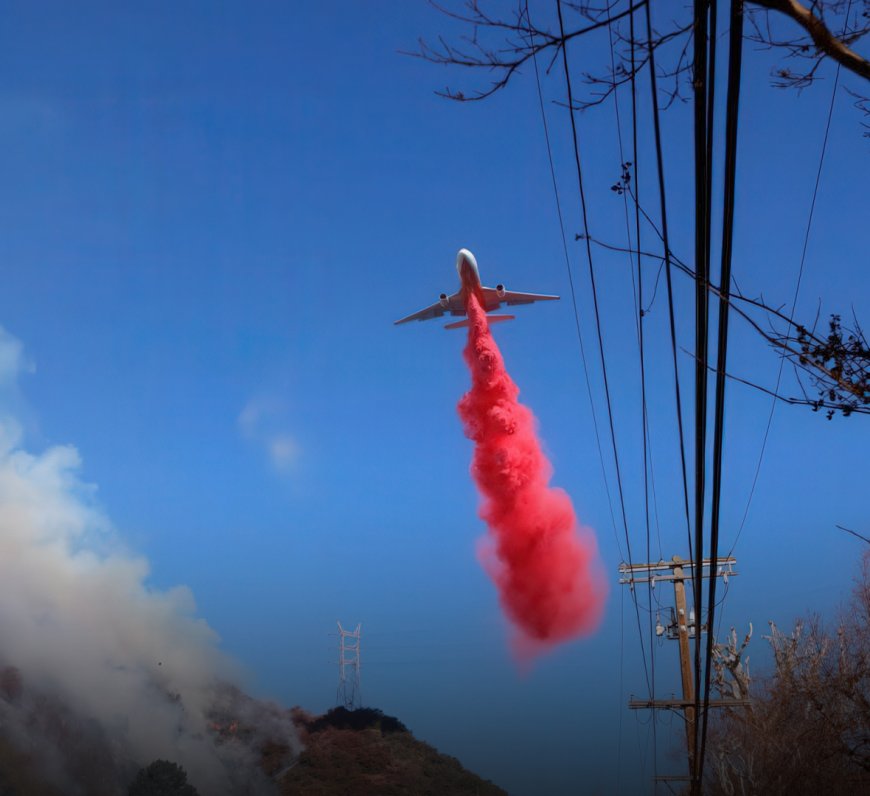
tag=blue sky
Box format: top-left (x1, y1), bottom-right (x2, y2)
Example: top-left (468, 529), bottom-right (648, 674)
top-left (0, 2), bottom-right (867, 794)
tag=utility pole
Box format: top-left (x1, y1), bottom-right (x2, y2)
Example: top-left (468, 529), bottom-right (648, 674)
top-left (336, 621), bottom-right (362, 710)
top-left (619, 556), bottom-right (747, 791)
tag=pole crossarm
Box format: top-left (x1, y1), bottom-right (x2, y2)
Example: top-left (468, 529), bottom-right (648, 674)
top-left (619, 554), bottom-right (739, 784)
top-left (618, 555), bottom-right (736, 585)
top-left (629, 698), bottom-right (751, 709)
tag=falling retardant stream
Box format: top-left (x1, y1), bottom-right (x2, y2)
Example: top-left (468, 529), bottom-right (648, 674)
top-left (458, 293), bottom-right (607, 660)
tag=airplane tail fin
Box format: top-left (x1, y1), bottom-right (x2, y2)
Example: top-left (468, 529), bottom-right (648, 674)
top-left (444, 314), bottom-right (515, 331)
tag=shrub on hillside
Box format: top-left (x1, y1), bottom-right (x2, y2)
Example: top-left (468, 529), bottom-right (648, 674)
top-left (127, 760), bottom-right (199, 796)
top-left (306, 707), bottom-right (408, 735)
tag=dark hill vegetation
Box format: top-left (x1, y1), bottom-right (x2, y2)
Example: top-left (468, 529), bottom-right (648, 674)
top-left (0, 673), bottom-right (505, 796)
top-left (279, 707), bottom-right (506, 796)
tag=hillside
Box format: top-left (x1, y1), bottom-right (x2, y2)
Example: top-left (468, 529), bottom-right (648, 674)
top-left (0, 668), bottom-right (505, 795)
top-left (278, 707), bottom-right (507, 796)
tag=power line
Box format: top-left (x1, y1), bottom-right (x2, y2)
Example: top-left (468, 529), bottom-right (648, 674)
top-left (606, 5), bottom-right (642, 337)
top-left (526, 8), bottom-right (660, 780)
top-left (523, 1), bottom-right (623, 559)
top-left (644, 0), bottom-right (694, 566)
top-left (555, 0), bottom-right (651, 694)
top-left (525, 10), bottom-right (640, 786)
top-left (728, 0), bottom-right (852, 557)
top-left (607, 0), bottom-right (659, 778)
top-left (698, 0), bottom-right (745, 781)
top-left (690, 2), bottom-right (713, 781)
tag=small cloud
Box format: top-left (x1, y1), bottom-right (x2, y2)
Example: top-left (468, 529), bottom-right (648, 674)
top-left (0, 416), bottom-right (23, 455)
top-left (0, 326), bottom-right (35, 387)
top-left (237, 402), bottom-right (260, 438)
top-left (268, 434), bottom-right (299, 470)
top-left (238, 397), bottom-right (300, 473)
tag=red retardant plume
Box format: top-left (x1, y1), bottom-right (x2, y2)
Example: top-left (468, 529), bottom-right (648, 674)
top-left (458, 293), bottom-right (607, 660)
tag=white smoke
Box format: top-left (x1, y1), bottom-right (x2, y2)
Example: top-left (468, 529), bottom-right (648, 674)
top-left (237, 397), bottom-right (300, 473)
top-left (0, 325), bottom-right (298, 794)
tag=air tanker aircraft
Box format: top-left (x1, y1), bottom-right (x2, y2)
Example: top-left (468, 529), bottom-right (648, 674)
top-left (394, 248), bottom-right (559, 329)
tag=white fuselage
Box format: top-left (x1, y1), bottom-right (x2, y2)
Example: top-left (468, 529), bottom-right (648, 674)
top-left (456, 248), bottom-right (484, 304)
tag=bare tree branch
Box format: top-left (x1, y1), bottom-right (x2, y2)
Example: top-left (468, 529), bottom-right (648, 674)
top-left (836, 524), bottom-right (870, 544)
top-left (413, 1), bottom-right (869, 116)
top-left (707, 560), bottom-right (870, 792)
top-left (411, 3), bottom-right (869, 419)
top-left (406, 0), bottom-right (650, 102)
top-left (845, 85), bottom-right (870, 135)
top-left (752, 0), bottom-right (870, 82)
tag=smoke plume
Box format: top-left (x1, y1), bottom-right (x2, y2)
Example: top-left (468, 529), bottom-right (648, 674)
top-left (0, 325), bottom-right (299, 794)
top-left (457, 295), bottom-right (607, 660)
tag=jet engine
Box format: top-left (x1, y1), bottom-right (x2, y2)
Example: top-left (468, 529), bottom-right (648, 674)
top-left (439, 293), bottom-right (450, 307)
top-left (496, 284), bottom-right (506, 298)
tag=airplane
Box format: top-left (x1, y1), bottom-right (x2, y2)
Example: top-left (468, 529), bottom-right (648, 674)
top-left (394, 248), bottom-right (559, 330)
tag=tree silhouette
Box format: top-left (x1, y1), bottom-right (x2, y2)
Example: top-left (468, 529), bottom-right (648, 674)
top-left (706, 552), bottom-right (870, 793)
top-left (412, 1), bottom-right (869, 105)
top-left (127, 760), bottom-right (200, 796)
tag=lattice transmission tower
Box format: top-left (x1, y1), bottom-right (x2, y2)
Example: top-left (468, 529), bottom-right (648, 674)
top-left (336, 621), bottom-right (361, 710)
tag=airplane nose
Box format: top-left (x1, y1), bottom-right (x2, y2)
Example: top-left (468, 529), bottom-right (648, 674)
top-left (456, 248), bottom-right (477, 274)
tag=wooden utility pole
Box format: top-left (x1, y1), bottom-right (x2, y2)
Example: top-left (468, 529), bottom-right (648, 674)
top-left (619, 556), bottom-right (747, 790)
top-left (673, 555), bottom-right (697, 771)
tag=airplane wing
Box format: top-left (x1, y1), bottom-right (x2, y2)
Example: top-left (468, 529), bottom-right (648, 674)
top-left (480, 286), bottom-right (560, 311)
top-left (393, 291), bottom-right (465, 325)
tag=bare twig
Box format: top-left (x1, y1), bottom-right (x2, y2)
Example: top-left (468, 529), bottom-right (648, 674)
top-left (836, 524), bottom-right (870, 544)
top-left (751, 0), bottom-right (870, 83)
top-left (414, 0), bottom-right (869, 122)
